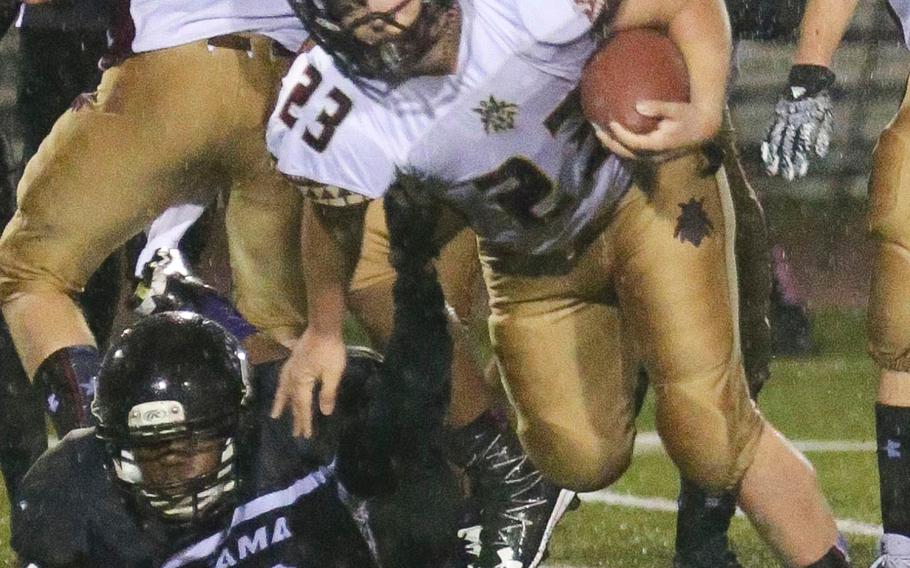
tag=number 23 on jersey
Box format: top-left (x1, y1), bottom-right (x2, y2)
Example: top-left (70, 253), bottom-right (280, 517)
top-left (279, 64), bottom-right (353, 153)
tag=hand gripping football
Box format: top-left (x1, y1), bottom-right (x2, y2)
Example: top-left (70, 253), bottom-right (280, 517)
top-left (580, 28), bottom-right (690, 134)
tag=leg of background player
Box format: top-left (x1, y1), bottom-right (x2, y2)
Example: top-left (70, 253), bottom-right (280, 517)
top-left (0, 24), bottom-right (118, 499)
top-left (17, 26), bottom-right (123, 350)
top-left (865, 84), bottom-right (910, 565)
top-left (0, 25), bottom-right (123, 457)
top-left (674, 112), bottom-right (773, 568)
top-left (0, 40), bottom-right (304, 436)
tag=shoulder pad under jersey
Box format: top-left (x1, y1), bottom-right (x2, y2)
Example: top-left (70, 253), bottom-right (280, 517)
top-left (517, 0), bottom-right (593, 45)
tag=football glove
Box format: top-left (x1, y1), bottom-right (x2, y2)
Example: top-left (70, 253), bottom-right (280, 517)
top-left (761, 64), bottom-right (836, 181)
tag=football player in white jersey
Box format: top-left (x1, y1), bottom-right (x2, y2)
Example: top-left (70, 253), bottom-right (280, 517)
top-left (266, 0), bottom-right (851, 566)
top-left (761, 0), bottom-right (910, 566)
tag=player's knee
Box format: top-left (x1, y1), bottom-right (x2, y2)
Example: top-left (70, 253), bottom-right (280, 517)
top-left (868, 244), bottom-right (910, 372)
top-left (869, 128), bottom-right (910, 242)
top-left (656, 373), bottom-right (762, 494)
top-left (673, 446), bottom-right (745, 495)
top-left (868, 327), bottom-right (910, 373)
top-left (0, 237), bottom-right (39, 305)
top-left (518, 418), bottom-right (634, 492)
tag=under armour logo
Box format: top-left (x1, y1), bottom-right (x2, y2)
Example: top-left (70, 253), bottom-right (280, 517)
top-left (458, 525), bottom-right (482, 558)
top-left (79, 377), bottom-right (97, 399)
top-left (674, 198), bottom-right (714, 247)
top-left (789, 86), bottom-right (807, 100)
top-left (47, 394), bottom-right (59, 414)
top-left (496, 547), bottom-right (524, 568)
top-left (884, 439), bottom-right (902, 459)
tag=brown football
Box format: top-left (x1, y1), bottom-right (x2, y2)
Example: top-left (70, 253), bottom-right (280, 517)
top-left (579, 28), bottom-right (690, 134)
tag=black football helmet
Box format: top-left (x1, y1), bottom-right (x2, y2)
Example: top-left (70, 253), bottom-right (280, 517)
top-left (290, 0), bottom-right (455, 83)
top-left (93, 311), bottom-right (251, 526)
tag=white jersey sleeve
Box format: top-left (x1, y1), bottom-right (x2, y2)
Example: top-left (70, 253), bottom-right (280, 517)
top-left (516, 0), bottom-right (593, 45)
top-left (267, 50), bottom-right (401, 200)
top-left (134, 204), bottom-right (207, 278)
top-left (889, 0), bottom-right (910, 49)
top-left (126, 0), bottom-right (308, 53)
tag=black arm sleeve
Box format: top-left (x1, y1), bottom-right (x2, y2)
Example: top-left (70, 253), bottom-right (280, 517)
top-left (10, 432), bottom-right (99, 568)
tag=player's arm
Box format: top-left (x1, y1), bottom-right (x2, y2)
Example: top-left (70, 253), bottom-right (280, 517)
top-left (272, 191), bottom-right (368, 438)
top-left (761, 0), bottom-right (857, 180)
top-left (792, 0), bottom-right (858, 67)
top-left (594, 0), bottom-right (730, 158)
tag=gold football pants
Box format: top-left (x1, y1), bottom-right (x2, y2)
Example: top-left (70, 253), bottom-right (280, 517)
top-left (0, 36), bottom-right (307, 372)
top-left (868, 76), bottom-right (910, 371)
top-left (480, 153), bottom-right (764, 493)
top-left (350, 199), bottom-right (480, 330)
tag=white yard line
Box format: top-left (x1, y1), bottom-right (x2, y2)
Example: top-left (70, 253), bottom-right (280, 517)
top-left (634, 431), bottom-right (875, 454)
top-left (579, 490), bottom-right (883, 538)
top-left (540, 492), bottom-right (882, 567)
top-left (541, 431), bottom-right (881, 568)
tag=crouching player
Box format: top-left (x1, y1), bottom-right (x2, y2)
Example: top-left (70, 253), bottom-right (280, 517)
top-left (11, 311), bottom-right (383, 568)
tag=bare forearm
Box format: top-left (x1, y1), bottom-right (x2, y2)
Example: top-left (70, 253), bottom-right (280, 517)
top-left (671, 0), bottom-right (729, 123)
top-left (793, 0), bottom-right (859, 67)
top-left (613, 0), bottom-right (730, 133)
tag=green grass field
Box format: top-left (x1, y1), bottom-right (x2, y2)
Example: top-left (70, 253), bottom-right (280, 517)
top-left (0, 309), bottom-right (883, 567)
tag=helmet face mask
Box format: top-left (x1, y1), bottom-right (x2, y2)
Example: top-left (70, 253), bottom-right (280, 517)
top-left (94, 312), bottom-right (251, 527)
top-left (292, 0), bottom-right (455, 83)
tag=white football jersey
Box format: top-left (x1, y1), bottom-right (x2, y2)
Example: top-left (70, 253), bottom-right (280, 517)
top-left (125, 0), bottom-right (308, 54)
top-left (889, 0), bottom-right (910, 49)
top-left (267, 0), bottom-right (630, 275)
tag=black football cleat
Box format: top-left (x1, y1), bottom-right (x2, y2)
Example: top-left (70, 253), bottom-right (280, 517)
top-left (131, 248), bottom-right (256, 340)
top-left (672, 535), bottom-right (744, 568)
top-left (447, 412), bottom-right (578, 568)
top-left (131, 248), bottom-right (212, 315)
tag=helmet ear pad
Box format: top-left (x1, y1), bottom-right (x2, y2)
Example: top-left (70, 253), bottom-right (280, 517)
top-left (93, 311), bottom-right (251, 525)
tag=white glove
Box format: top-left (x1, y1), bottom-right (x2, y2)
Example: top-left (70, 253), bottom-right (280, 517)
top-left (761, 65), bottom-right (836, 181)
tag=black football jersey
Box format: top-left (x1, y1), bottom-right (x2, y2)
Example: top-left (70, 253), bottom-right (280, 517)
top-left (11, 362), bottom-right (375, 568)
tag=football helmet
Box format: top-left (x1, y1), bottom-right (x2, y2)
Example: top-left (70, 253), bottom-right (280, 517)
top-left (289, 0), bottom-right (455, 82)
top-left (93, 311), bottom-right (251, 526)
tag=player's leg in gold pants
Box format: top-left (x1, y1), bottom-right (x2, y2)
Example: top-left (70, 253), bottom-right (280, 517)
top-left (0, 37), bottom-right (307, 378)
top-left (865, 76), bottom-right (910, 546)
top-left (482, 153), bottom-right (839, 566)
top-left (672, 114), bottom-right (774, 562)
top-left (869, 79), bottom-right (910, 384)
